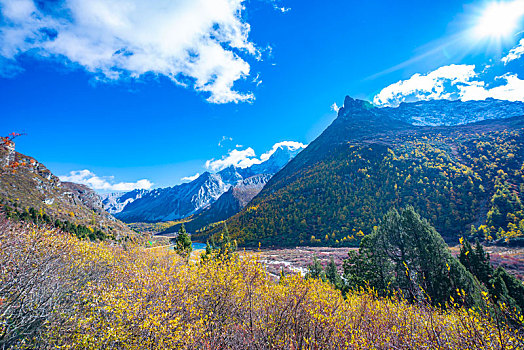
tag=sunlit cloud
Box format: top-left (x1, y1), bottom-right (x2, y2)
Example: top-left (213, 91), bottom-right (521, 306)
top-left (60, 169), bottom-right (153, 191)
top-left (0, 0), bottom-right (264, 103)
top-left (502, 38), bottom-right (524, 64)
top-left (374, 64), bottom-right (524, 107)
top-left (181, 173), bottom-right (201, 182)
top-left (205, 141), bottom-right (306, 171)
top-left (205, 147), bottom-right (258, 171)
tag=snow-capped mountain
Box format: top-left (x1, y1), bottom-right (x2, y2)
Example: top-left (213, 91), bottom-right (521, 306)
top-left (238, 143), bottom-right (305, 178)
top-left (380, 98), bottom-right (524, 126)
top-left (106, 143), bottom-right (305, 223)
top-left (100, 189), bottom-right (149, 214)
top-left (161, 173), bottom-right (273, 234)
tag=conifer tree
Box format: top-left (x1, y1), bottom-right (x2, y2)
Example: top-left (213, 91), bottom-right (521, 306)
top-left (203, 222), bottom-right (237, 261)
top-left (175, 224), bottom-right (192, 261)
top-left (344, 207), bottom-right (483, 307)
top-left (325, 257), bottom-right (344, 292)
top-left (305, 257), bottom-right (325, 281)
top-left (459, 237), bottom-right (524, 318)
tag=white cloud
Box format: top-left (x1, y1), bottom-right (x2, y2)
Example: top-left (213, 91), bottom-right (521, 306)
top-left (374, 64), bottom-right (524, 107)
top-left (259, 141), bottom-right (307, 162)
top-left (459, 73), bottom-right (524, 102)
top-left (0, 0), bottom-right (261, 103)
top-left (275, 6), bottom-right (291, 13)
top-left (205, 147), bottom-right (258, 171)
top-left (59, 169), bottom-right (153, 191)
top-left (373, 64), bottom-right (477, 107)
top-left (205, 140), bottom-right (307, 171)
top-left (218, 136), bottom-right (233, 147)
top-left (331, 102), bottom-right (339, 112)
top-left (502, 38), bottom-right (524, 64)
top-left (181, 173), bottom-right (200, 182)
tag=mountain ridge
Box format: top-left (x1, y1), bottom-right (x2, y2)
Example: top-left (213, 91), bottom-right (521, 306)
top-left (0, 142), bottom-right (133, 238)
top-left (107, 143), bottom-right (305, 223)
top-left (197, 97), bottom-right (524, 247)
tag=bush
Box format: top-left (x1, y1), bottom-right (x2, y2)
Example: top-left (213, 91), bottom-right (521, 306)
top-left (1, 217), bottom-right (523, 349)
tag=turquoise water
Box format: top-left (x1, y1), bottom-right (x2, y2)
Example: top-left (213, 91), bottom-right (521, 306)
top-left (192, 242), bottom-right (206, 250)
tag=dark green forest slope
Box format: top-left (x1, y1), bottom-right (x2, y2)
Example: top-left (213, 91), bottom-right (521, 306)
top-left (197, 97), bottom-right (524, 247)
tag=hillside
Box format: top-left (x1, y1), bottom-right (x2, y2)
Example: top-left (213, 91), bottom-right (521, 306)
top-left (0, 142), bottom-right (133, 239)
top-left (198, 97), bottom-right (524, 247)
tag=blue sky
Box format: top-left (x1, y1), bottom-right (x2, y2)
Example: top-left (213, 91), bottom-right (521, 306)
top-left (1, 0), bottom-right (524, 190)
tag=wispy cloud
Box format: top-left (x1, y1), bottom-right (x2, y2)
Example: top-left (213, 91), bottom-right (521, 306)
top-left (502, 38), bottom-right (524, 64)
top-left (218, 136), bottom-right (233, 147)
top-left (374, 64), bottom-right (524, 107)
top-left (205, 141), bottom-right (306, 171)
top-left (0, 0), bottom-right (263, 103)
top-left (59, 169), bottom-right (152, 191)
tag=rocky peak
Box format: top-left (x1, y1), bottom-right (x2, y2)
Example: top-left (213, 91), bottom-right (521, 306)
top-left (0, 141), bottom-right (16, 168)
top-left (337, 96), bottom-right (374, 118)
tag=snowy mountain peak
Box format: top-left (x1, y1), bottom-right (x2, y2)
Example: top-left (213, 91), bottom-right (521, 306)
top-left (103, 142), bottom-right (305, 222)
top-left (381, 98), bottom-right (524, 126)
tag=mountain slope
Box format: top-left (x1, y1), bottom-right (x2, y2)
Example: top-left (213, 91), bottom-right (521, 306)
top-left (111, 143), bottom-right (305, 223)
top-left (101, 189), bottom-right (148, 214)
top-left (198, 97), bottom-right (524, 247)
top-left (0, 142), bottom-right (132, 238)
top-left (163, 173), bottom-right (273, 234)
top-left (114, 171), bottom-right (234, 222)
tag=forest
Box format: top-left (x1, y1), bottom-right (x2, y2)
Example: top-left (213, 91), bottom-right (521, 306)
top-left (199, 121), bottom-right (524, 248)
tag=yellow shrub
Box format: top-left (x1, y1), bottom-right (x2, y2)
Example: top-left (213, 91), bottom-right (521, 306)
top-left (1, 219), bottom-right (523, 349)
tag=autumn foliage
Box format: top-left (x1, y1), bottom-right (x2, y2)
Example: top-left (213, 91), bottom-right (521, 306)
top-left (1, 218), bottom-right (524, 349)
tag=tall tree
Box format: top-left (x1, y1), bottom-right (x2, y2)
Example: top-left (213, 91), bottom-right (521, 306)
top-left (174, 224), bottom-right (192, 261)
top-left (459, 238), bottom-right (524, 318)
top-left (344, 207), bottom-right (483, 307)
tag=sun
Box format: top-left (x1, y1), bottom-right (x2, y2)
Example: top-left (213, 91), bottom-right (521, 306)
top-left (474, 1), bottom-right (524, 39)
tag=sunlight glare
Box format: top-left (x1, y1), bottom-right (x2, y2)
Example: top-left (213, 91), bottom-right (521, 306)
top-left (474, 1), bottom-right (524, 38)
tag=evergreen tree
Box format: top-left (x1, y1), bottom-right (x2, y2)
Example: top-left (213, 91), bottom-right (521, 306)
top-left (202, 223), bottom-right (237, 261)
top-left (200, 240), bottom-right (214, 262)
top-left (344, 207), bottom-right (483, 307)
top-left (459, 238), bottom-right (493, 286)
top-left (305, 257), bottom-right (325, 281)
top-left (174, 224), bottom-right (192, 261)
top-left (325, 257), bottom-right (344, 292)
top-left (491, 267), bottom-right (524, 316)
top-left (459, 237), bottom-right (524, 318)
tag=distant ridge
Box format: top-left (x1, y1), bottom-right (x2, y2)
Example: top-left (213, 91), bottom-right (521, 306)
top-left (105, 143), bottom-right (305, 223)
top-left (199, 96), bottom-right (524, 247)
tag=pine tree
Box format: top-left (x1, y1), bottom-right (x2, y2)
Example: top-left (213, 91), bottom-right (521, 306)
top-left (344, 207), bottom-right (483, 307)
top-left (200, 240), bottom-right (213, 262)
top-left (325, 257), bottom-right (344, 292)
top-left (459, 237), bottom-right (524, 319)
top-left (175, 224), bottom-right (192, 261)
top-left (203, 223), bottom-right (237, 261)
top-left (305, 257), bottom-right (325, 281)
